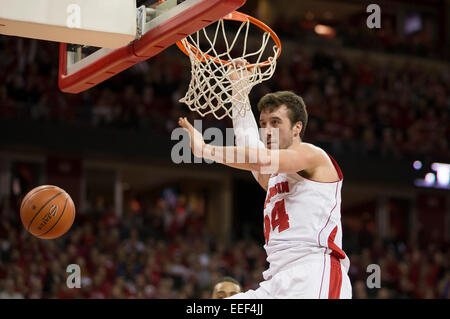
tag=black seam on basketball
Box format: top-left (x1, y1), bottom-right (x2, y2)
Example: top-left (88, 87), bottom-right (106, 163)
top-left (27, 191), bottom-right (65, 232)
top-left (36, 196), bottom-right (68, 238)
top-left (21, 186), bottom-right (58, 210)
top-left (71, 203), bottom-right (76, 223)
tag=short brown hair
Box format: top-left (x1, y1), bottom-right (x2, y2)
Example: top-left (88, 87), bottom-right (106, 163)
top-left (257, 91), bottom-right (308, 139)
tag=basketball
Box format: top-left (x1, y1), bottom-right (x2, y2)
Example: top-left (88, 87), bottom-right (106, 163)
top-left (20, 185), bottom-right (76, 240)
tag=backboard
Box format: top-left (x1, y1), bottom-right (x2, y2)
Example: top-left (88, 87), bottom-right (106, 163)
top-left (58, 0), bottom-right (246, 94)
top-left (0, 0), bottom-right (137, 49)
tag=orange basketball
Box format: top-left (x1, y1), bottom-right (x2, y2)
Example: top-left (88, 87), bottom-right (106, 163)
top-left (20, 185), bottom-right (76, 239)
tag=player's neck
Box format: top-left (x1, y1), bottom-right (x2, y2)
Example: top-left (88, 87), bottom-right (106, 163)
top-left (287, 137), bottom-right (302, 149)
top-left (294, 137), bottom-right (302, 145)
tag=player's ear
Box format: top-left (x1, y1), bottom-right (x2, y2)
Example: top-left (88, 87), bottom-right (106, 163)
top-left (293, 121), bottom-right (302, 138)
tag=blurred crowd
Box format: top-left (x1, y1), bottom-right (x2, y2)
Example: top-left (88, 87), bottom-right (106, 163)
top-left (0, 189), bottom-right (448, 299)
top-left (0, 32), bottom-right (449, 161)
top-left (273, 13), bottom-right (442, 61)
top-left (0, 189), bottom-right (267, 299)
top-left (343, 218), bottom-right (449, 299)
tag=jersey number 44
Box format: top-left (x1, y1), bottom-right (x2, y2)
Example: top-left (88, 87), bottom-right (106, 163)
top-left (264, 199), bottom-right (290, 244)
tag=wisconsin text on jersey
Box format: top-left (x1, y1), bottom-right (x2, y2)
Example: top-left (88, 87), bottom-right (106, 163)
top-left (264, 180), bottom-right (289, 209)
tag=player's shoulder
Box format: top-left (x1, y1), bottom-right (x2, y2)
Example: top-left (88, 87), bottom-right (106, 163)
top-left (290, 143), bottom-right (341, 181)
top-left (297, 142), bottom-right (323, 151)
top-left (289, 143), bottom-right (333, 171)
top-left (292, 142), bottom-right (328, 158)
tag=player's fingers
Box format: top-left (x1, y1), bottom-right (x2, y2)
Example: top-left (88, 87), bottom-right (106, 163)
top-left (230, 58), bottom-right (245, 69)
top-left (183, 117), bottom-right (192, 129)
top-left (178, 117), bottom-right (188, 130)
top-left (234, 58), bottom-right (248, 68)
top-left (179, 117), bottom-right (194, 132)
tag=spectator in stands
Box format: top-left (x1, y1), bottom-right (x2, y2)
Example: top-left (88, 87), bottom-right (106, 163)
top-left (211, 277), bottom-right (242, 299)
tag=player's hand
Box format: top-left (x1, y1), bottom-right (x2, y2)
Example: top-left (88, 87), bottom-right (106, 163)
top-left (227, 58), bottom-right (252, 96)
top-left (228, 58), bottom-right (249, 80)
top-left (178, 117), bottom-right (205, 158)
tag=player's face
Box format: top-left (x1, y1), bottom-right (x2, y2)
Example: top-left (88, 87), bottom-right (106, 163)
top-left (259, 105), bottom-right (298, 150)
top-left (212, 282), bottom-right (242, 299)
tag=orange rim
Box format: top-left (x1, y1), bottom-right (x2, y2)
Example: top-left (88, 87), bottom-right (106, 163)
top-left (175, 11), bottom-right (282, 68)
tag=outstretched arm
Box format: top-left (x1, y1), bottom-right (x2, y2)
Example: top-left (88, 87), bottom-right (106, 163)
top-left (178, 117), bottom-right (323, 175)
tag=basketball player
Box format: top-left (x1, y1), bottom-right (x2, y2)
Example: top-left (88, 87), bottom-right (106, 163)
top-left (211, 277), bottom-right (242, 299)
top-left (178, 62), bottom-right (352, 299)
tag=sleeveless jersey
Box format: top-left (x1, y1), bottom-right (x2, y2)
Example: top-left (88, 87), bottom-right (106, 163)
top-left (262, 154), bottom-right (349, 280)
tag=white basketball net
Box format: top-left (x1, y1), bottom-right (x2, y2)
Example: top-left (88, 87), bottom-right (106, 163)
top-left (178, 16), bottom-right (280, 120)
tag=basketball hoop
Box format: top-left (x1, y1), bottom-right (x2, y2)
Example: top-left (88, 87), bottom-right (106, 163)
top-left (176, 11), bottom-right (281, 120)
